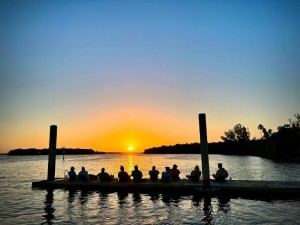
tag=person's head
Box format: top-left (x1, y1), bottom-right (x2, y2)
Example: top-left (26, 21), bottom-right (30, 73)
top-left (134, 165), bottom-right (138, 170)
top-left (173, 164), bottom-right (178, 169)
top-left (218, 163), bottom-right (223, 169)
top-left (101, 168), bottom-right (105, 173)
top-left (82, 167), bottom-right (85, 171)
top-left (165, 167), bottom-right (171, 172)
top-left (120, 165), bottom-right (124, 171)
top-left (152, 166), bottom-right (156, 170)
top-left (70, 166), bottom-right (75, 171)
top-left (194, 165), bottom-right (200, 171)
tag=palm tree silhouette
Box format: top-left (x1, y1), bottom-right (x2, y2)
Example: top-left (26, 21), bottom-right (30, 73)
top-left (258, 124), bottom-right (264, 139)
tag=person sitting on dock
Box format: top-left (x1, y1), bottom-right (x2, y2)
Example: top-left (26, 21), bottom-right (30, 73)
top-left (171, 164), bottom-right (180, 181)
top-left (186, 165), bottom-right (201, 182)
top-left (97, 168), bottom-right (114, 182)
top-left (68, 166), bottom-right (77, 181)
top-left (149, 166), bottom-right (160, 181)
top-left (161, 167), bottom-right (171, 182)
top-left (78, 167), bottom-right (90, 182)
top-left (131, 165), bottom-right (143, 182)
top-left (212, 163), bottom-right (228, 182)
top-left (118, 165), bottom-right (130, 182)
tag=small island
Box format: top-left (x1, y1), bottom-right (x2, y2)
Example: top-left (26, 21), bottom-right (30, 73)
top-left (8, 148), bottom-right (105, 156)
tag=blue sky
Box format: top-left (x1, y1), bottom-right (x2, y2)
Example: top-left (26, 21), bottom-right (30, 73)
top-left (0, 0), bottom-right (299, 153)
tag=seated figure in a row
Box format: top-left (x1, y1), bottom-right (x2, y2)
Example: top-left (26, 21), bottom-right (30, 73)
top-left (160, 164), bottom-right (181, 182)
top-left (68, 166), bottom-right (90, 182)
top-left (97, 168), bottom-right (114, 182)
top-left (118, 165), bottom-right (145, 182)
top-left (149, 166), bottom-right (160, 181)
top-left (118, 165), bottom-right (130, 182)
top-left (212, 163), bottom-right (228, 182)
top-left (186, 165), bottom-right (201, 182)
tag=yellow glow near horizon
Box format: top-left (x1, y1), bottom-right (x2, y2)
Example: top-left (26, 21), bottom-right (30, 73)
top-left (6, 106), bottom-right (229, 154)
top-left (58, 106), bottom-right (202, 153)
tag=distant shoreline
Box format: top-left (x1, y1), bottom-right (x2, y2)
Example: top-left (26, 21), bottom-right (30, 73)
top-left (143, 140), bottom-right (300, 163)
top-left (7, 148), bottom-right (105, 156)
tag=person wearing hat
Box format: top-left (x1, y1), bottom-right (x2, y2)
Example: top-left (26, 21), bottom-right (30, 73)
top-left (186, 165), bottom-right (201, 182)
top-left (68, 166), bottom-right (77, 181)
top-left (171, 164), bottom-right (180, 181)
top-left (161, 167), bottom-right (171, 182)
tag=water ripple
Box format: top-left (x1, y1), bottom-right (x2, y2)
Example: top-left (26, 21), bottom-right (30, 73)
top-left (1, 154), bottom-right (300, 225)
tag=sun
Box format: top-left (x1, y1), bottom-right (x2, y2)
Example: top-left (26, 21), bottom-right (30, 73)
top-left (127, 146), bottom-right (134, 151)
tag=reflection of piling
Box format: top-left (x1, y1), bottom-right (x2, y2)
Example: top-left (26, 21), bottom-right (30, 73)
top-left (199, 114), bottom-right (210, 188)
top-left (62, 149), bottom-right (65, 160)
top-left (47, 125), bottom-right (57, 181)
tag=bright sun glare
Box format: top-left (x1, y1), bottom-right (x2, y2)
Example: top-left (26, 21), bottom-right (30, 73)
top-left (128, 146), bottom-right (134, 151)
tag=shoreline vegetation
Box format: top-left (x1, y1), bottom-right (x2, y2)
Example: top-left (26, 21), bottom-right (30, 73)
top-left (8, 148), bottom-right (105, 156)
top-left (144, 114), bottom-right (300, 163)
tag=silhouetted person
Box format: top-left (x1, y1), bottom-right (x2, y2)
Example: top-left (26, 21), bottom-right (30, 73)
top-left (97, 168), bottom-right (114, 182)
top-left (149, 166), bottom-right (160, 181)
top-left (161, 167), bottom-right (171, 182)
top-left (186, 165), bottom-right (201, 182)
top-left (131, 165), bottom-right (143, 182)
top-left (118, 165), bottom-right (130, 182)
top-left (212, 163), bottom-right (228, 182)
top-left (68, 166), bottom-right (77, 181)
top-left (78, 167), bottom-right (90, 181)
top-left (171, 164), bottom-right (180, 181)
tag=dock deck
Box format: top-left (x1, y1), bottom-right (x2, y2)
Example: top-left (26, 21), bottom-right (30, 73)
top-left (32, 179), bottom-right (300, 198)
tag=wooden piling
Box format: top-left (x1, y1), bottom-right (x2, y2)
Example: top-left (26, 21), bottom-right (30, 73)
top-left (47, 125), bottom-right (57, 181)
top-left (199, 113), bottom-right (210, 188)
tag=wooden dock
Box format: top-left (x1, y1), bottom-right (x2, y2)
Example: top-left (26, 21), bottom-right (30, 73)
top-left (34, 123), bottom-right (300, 199)
top-left (32, 179), bottom-right (300, 198)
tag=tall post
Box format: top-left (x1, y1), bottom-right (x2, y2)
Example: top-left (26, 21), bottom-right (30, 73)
top-left (199, 113), bottom-right (210, 188)
top-left (47, 125), bottom-right (57, 181)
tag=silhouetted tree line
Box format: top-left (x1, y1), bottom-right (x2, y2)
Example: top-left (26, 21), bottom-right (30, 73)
top-left (8, 148), bottom-right (105, 155)
top-left (144, 114), bottom-right (300, 162)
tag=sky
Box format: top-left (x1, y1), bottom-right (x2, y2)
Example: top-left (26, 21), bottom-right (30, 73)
top-left (1, 0), bottom-right (299, 153)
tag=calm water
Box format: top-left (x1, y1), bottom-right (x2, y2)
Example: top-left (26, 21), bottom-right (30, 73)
top-left (0, 154), bottom-right (300, 225)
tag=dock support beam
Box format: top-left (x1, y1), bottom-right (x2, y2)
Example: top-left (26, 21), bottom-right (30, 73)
top-left (47, 125), bottom-right (57, 181)
top-left (199, 114), bottom-right (210, 188)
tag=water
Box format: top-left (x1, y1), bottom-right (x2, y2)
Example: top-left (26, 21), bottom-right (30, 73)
top-left (0, 154), bottom-right (300, 224)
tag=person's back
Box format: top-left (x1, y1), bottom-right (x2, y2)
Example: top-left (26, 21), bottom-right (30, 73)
top-left (78, 167), bottom-right (90, 182)
top-left (68, 167), bottom-right (77, 181)
top-left (131, 165), bottom-right (143, 182)
top-left (98, 168), bottom-right (113, 182)
top-left (213, 163), bottom-right (228, 182)
top-left (170, 164), bottom-right (180, 181)
top-left (118, 166), bottom-right (130, 182)
top-left (149, 166), bottom-right (159, 181)
top-left (215, 168), bottom-right (228, 182)
top-left (191, 170), bottom-right (201, 182)
top-left (161, 167), bottom-right (171, 182)
top-left (187, 165), bottom-right (201, 182)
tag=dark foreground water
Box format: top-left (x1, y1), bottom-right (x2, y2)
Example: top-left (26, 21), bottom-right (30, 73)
top-left (0, 154), bottom-right (300, 224)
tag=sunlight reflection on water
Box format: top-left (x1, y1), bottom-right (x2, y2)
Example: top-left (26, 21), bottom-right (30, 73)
top-left (0, 154), bottom-right (300, 224)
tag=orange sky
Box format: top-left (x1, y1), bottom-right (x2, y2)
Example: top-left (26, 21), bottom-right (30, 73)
top-left (1, 1), bottom-right (299, 154)
top-left (56, 106), bottom-right (202, 153)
